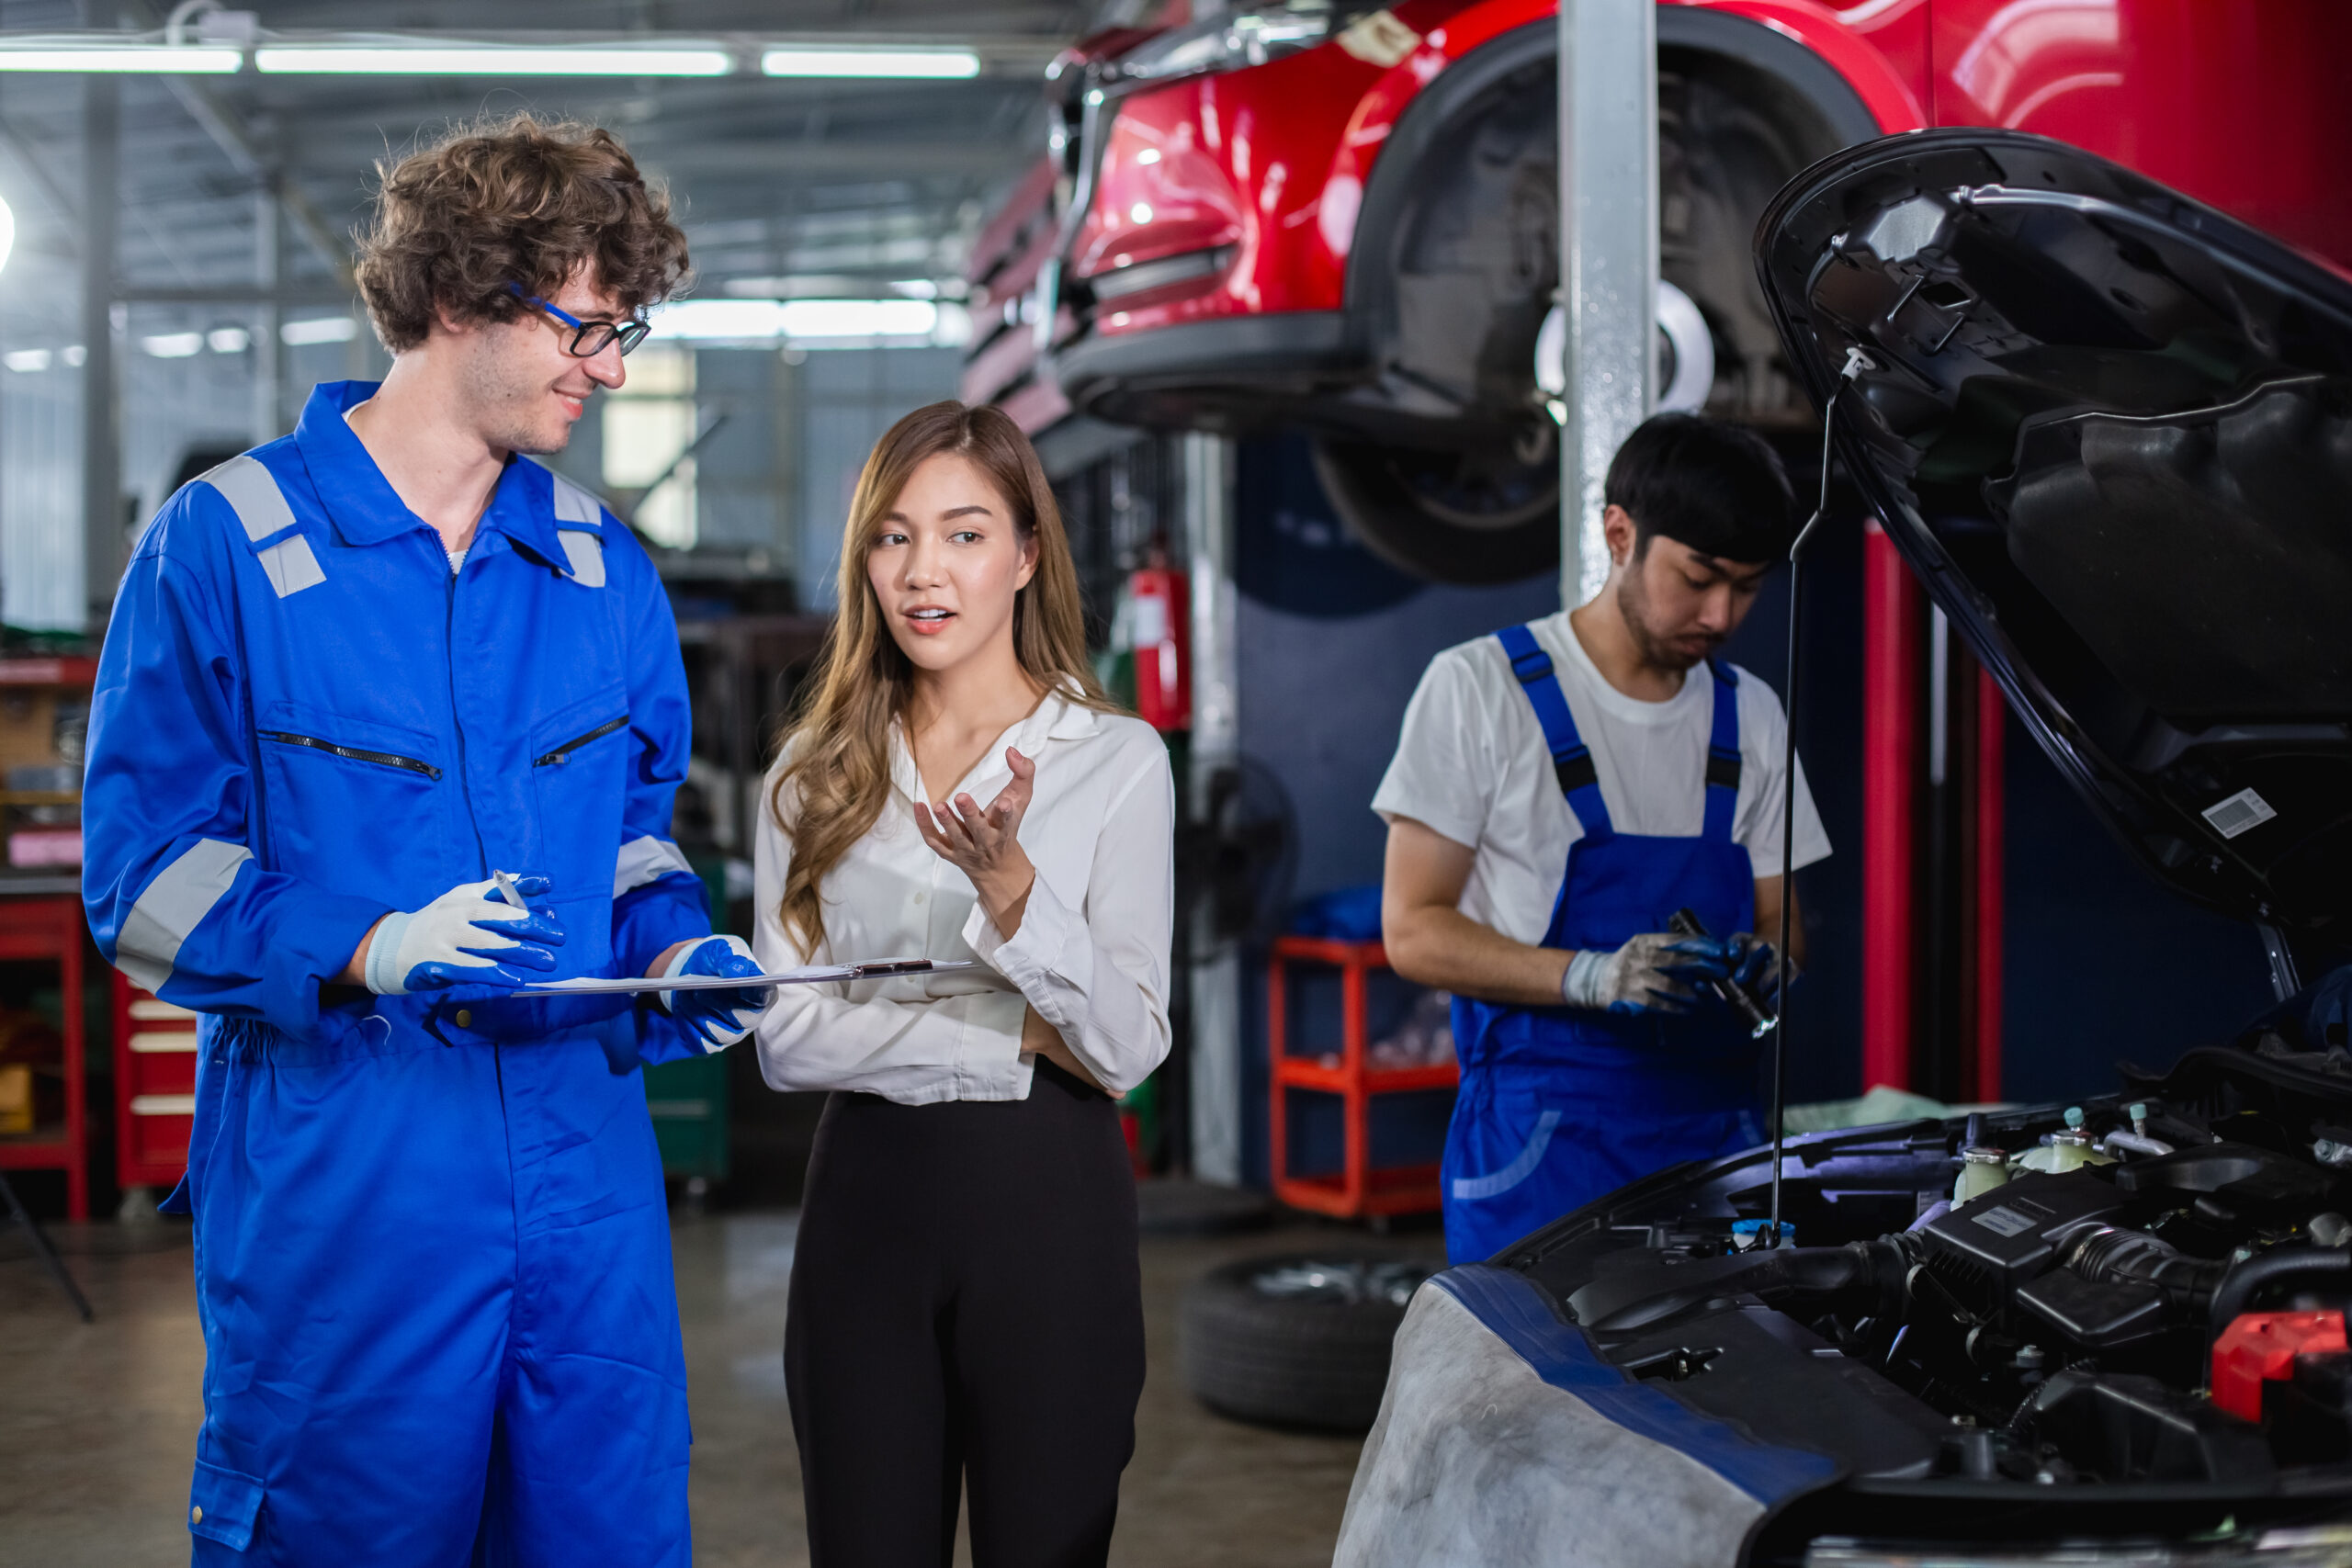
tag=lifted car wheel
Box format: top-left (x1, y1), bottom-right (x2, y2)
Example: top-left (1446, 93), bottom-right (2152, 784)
top-left (1180, 1254), bottom-right (1441, 1432)
top-left (1312, 435), bottom-right (1561, 584)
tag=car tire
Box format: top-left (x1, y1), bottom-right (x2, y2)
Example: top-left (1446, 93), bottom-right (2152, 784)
top-left (1178, 1254), bottom-right (1440, 1432)
top-left (1311, 436), bottom-right (1560, 585)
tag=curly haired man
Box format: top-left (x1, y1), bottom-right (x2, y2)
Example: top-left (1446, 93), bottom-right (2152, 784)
top-left (82, 114), bottom-right (770, 1564)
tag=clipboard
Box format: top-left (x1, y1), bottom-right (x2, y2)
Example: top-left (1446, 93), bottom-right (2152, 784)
top-left (510, 957), bottom-right (976, 996)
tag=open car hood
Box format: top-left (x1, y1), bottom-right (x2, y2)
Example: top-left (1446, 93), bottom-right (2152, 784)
top-left (1756, 130), bottom-right (2352, 940)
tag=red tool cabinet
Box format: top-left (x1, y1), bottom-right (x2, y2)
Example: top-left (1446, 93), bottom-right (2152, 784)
top-left (0, 896), bottom-right (89, 1218)
top-left (1267, 936), bottom-right (1457, 1220)
top-left (113, 973), bottom-right (198, 1192)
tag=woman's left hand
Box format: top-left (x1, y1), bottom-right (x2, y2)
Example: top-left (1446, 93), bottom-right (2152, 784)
top-left (914, 746), bottom-right (1038, 937)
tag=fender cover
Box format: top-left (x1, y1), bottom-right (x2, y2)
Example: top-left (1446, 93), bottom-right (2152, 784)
top-left (1334, 1264), bottom-right (1841, 1568)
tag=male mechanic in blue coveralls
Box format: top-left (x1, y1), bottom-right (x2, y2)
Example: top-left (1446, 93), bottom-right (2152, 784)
top-left (82, 115), bottom-right (770, 1564)
top-left (1376, 415), bottom-right (1831, 1264)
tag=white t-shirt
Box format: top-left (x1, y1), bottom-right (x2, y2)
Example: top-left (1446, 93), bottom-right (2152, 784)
top-left (1372, 609), bottom-right (1830, 946)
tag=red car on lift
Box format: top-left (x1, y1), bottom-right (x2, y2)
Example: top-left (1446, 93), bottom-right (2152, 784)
top-left (964, 0), bottom-right (2352, 583)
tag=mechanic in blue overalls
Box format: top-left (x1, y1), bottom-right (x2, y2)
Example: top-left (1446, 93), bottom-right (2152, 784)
top-left (81, 117), bottom-right (770, 1564)
top-left (1375, 414), bottom-right (1831, 1264)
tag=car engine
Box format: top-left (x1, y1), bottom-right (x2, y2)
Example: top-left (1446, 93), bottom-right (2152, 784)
top-left (1504, 1042), bottom-right (2352, 1560)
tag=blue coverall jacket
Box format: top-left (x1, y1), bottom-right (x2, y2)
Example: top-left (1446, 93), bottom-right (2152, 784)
top-left (83, 380), bottom-right (715, 1565)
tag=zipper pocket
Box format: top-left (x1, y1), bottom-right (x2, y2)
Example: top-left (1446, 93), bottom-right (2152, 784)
top-left (533, 714), bottom-right (628, 768)
top-left (259, 730), bottom-right (441, 780)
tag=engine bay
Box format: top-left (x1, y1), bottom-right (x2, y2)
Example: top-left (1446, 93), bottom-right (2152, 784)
top-left (1506, 1040), bottom-right (2352, 1553)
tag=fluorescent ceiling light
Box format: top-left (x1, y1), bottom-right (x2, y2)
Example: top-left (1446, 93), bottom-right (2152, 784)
top-left (0, 46), bottom-right (242, 73)
top-left (255, 46), bottom-right (730, 76)
top-left (4, 349), bottom-right (51, 373)
top-left (761, 48), bottom-right (978, 79)
top-left (281, 316), bottom-right (357, 345)
top-left (654, 299), bottom-right (789, 340)
top-left (652, 298), bottom-right (947, 344)
top-left (142, 332), bottom-right (205, 358)
top-left (207, 327), bottom-right (250, 354)
top-left (780, 299), bottom-right (938, 337)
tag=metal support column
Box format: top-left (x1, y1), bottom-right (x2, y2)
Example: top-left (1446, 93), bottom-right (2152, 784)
top-left (254, 184), bottom-right (283, 442)
top-left (79, 65), bottom-right (119, 630)
top-left (1183, 432), bottom-right (1242, 1186)
top-left (1556, 0), bottom-right (1657, 606)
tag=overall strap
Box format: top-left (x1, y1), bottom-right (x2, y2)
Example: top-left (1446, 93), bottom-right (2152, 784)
top-left (1496, 625), bottom-right (1612, 840)
top-left (1702, 659), bottom-right (1742, 842)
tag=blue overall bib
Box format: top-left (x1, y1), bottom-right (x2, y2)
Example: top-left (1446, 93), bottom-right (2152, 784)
top-left (1442, 625), bottom-right (1765, 1263)
top-left (83, 383), bottom-right (717, 1564)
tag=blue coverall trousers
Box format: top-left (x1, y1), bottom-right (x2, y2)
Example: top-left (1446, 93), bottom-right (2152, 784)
top-left (1442, 626), bottom-right (1767, 1263)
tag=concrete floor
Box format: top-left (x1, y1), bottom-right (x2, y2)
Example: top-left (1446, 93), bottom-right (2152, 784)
top-left (0, 1210), bottom-right (1430, 1566)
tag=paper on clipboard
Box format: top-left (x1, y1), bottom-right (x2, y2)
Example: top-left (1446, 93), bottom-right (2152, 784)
top-left (510, 958), bottom-right (975, 996)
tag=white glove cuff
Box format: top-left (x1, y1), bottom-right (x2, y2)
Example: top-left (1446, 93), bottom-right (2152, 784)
top-left (657, 937), bottom-right (701, 1015)
top-left (658, 933), bottom-right (756, 1014)
top-left (365, 910), bottom-right (415, 996)
top-left (1560, 947), bottom-right (1610, 1010)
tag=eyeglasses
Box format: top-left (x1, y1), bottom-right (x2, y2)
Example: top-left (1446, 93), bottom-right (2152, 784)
top-left (505, 283), bottom-right (651, 357)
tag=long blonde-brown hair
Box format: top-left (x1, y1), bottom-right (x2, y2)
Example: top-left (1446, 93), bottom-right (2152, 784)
top-left (769, 400), bottom-right (1116, 953)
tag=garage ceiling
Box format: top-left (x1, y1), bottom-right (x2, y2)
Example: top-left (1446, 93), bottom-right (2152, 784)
top-left (0, 0), bottom-right (1086, 334)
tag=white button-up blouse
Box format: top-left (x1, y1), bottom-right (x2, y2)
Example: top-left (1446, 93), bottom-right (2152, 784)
top-left (751, 689), bottom-right (1175, 1104)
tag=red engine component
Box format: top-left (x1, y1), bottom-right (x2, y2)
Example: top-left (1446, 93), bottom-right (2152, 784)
top-left (1127, 563), bottom-right (1190, 733)
top-left (2211, 1311), bottom-right (2349, 1423)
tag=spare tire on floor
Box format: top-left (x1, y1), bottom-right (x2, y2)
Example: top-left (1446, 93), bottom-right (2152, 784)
top-left (1178, 1254), bottom-right (1442, 1432)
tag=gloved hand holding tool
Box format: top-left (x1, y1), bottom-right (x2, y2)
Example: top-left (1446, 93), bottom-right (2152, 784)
top-left (658, 934), bottom-right (775, 1048)
top-left (1726, 931), bottom-right (1792, 1005)
top-left (1559, 931), bottom-right (1733, 1016)
top-left (364, 872), bottom-right (566, 995)
top-left (1669, 908), bottom-right (1785, 1037)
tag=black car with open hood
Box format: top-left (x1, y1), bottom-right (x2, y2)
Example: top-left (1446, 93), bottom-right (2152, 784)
top-left (1337, 133), bottom-right (2352, 1568)
top-left (1755, 128), bottom-right (2352, 964)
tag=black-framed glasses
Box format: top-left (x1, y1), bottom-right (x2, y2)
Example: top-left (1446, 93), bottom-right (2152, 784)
top-left (505, 282), bottom-right (652, 357)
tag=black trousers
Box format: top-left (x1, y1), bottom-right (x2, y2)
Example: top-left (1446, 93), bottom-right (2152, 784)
top-left (786, 1061), bottom-right (1147, 1568)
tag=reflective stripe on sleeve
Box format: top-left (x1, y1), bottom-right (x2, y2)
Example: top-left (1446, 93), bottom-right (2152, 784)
top-left (198, 456), bottom-right (296, 543)
top-left (115, 838), bottom-right (253, 991)
top-left (613, 835), bottom-right (695, 897)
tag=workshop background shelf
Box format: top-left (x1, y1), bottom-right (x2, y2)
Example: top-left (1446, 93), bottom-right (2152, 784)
top-left (1267, 936), bottom-right (1456, 1221)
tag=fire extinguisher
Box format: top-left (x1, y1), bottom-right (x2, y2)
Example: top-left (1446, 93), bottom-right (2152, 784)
top-left (1126, 549), bottom-right (1190, 733)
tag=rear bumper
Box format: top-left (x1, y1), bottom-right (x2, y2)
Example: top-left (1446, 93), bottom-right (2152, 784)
top-left (1049, 311), bottom-right (1367, 432)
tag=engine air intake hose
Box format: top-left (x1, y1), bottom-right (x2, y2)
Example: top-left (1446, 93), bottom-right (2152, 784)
top-left (2064, 1225), bottom-right (2225, 1310)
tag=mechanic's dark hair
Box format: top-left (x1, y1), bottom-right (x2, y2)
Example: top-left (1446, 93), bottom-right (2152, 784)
top-left (1604, 413), bottom-right (1797, 565)
top-left (356, 112), bottom-right (690, 353)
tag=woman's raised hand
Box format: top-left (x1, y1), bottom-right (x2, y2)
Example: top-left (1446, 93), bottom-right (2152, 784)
top-left (914, 746), bottom-right (1038, 937)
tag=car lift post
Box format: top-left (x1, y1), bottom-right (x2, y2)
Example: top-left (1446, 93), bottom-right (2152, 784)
top-left (1184, 432), bottom-right (1244, 1185)
top-left (1555, 0), bottom-right (1658, 605)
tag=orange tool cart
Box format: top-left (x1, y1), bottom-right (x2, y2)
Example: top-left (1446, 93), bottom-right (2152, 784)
top-left (1266, 935), bottom-right (1457, 1220)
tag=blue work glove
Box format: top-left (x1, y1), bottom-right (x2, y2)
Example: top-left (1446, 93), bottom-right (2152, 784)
top-left (1725, 932), bottom-right (1792, 1006)
top-left (1560, 933), bottom-right (1731, 1016)
top-left (364, 874), bottom-right (564, 995)
top-left (659, 935), bottom-right (774, 1050)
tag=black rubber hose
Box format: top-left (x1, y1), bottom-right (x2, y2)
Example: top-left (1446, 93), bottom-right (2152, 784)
top-left (2067, 1225), bottom-right (2226, 1309)
top-left (1568, 1242), bottom-right (1899, 1332)
top-left (2207, 1247), bottom-right (2352, 1343)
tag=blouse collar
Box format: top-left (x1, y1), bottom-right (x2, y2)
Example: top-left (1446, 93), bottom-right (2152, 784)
top-left (889, 682), bottom-right (1103, 804)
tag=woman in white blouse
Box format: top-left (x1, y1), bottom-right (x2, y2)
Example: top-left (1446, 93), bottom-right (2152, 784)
top-left (753, 399), bottom-right (1173, 1567)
